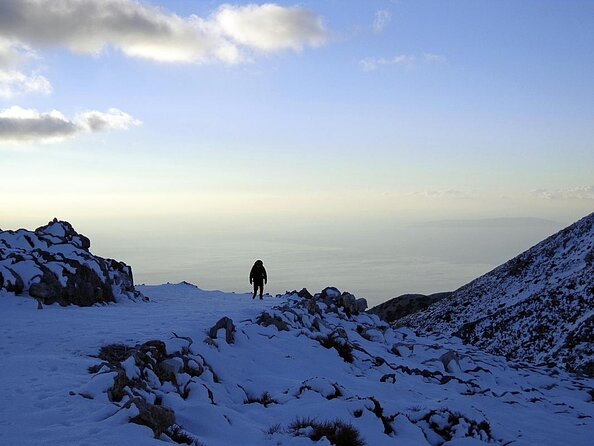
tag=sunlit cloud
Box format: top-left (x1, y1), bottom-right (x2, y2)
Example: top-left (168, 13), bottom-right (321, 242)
top-left (531, 186), bottom-right (594, 200)
top-left (0, 106), bottom-right (140, 143)
top-left (0, 0), bottom-right (326, 66)
top-left (372, 10), bottom-right (392, 34)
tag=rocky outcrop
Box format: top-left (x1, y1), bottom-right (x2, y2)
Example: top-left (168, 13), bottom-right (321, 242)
top-left (0, 218), bottom-right (144, 306)
top-left (400, 212), bottom-right (594, 376)
top-left (368, 292), bottom-right (451, 323)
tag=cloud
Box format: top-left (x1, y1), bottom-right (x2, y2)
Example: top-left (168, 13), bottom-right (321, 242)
top-left (360, 55), bottom-right (415, 72)
top-left (372, 10), bottom-right (392, 34)
top-left (0, 70), bottom-right (52, 98)
top-left (360, 52), bottom-right (447, 72)
top-left (0, 0), bottom-right (326, 66)
top-left (0, 38), bottom-right (52, 98)
top-left (214, 4), bottom-right (326, 53)
top-left (0, 106), bottom-right (140, 143)
top-left (531, 186), bottom-right (594, 200)
top-left (424, 53), bottom-right (447, 63)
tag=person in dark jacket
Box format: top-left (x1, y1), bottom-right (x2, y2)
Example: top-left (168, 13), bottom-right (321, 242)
top-left (249, 259), bottom-right (267, 299)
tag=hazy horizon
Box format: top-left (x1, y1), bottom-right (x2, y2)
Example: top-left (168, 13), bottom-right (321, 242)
top-left (1, 213), bottom-right (584, 307)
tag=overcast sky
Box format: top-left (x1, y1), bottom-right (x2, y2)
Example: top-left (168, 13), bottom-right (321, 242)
top-left (1, 0), bottom-right (593, 232)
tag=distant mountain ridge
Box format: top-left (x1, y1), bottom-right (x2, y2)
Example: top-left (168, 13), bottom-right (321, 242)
top-left (400, 212), bottom-right (594, 376)
top-left (368, 292), bottom-right (451, 323)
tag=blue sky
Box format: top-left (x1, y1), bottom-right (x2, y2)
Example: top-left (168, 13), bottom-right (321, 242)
top-left (0, 1), bottom-right (593, 297)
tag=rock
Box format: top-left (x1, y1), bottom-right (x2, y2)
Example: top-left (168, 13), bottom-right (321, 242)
top-left (208, 317), bottom-right (236, 344)
top-left (306, 299), bottom-right (320, 316)
top-left (160, 358), bottom-right (184, 375)
top-left (380, 373), bottom-right (396, 383)
top-left (108, 370), bottom-right (128, 402)
top-left (355, 298), bottom-right (368, 312)
top-left (320, 287), bottom-right (341, 300)
top-left (129, 398), bottom-right (175, 438)
top-left (297, 288), bottom-right (313, 299)
top-left (256, 312), bottom-right (289, 331)
top-left (391, 343), bottom-right (412, 357)
top-left (439, 351), bottom-right (461, 373)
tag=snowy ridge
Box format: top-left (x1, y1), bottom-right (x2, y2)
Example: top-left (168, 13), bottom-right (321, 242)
top-left (72, 286), bottom-right (592, 445)
top-left (400, 212), bottom-right (594, 376)
top-left (0, 219), bottom-right (144, 305)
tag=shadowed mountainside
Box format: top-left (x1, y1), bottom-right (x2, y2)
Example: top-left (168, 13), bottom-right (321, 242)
top-left (368, 292), bottom-right (451, 323)
top-left (399, 212), bottom-right (594, 376)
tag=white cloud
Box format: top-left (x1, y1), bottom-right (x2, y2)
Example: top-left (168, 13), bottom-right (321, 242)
top-left (0, 106), bottom-right (140, 143)
top-left (531, 186), bottom-right (594, 200)
top-left (360, 55), bottom-right (415, 72)
top-left (0, 70), bottom-right (52, 98)
top-left (0, 39), bottom-right (52, 98)
top-left (360, 52), bottom-right (448, 72)
top-left (372, 10), bottom-right (392, 34)
top-left (424, 53), bottom-right (447, 63)
top-left (0, 0), bottom-right (326, 65)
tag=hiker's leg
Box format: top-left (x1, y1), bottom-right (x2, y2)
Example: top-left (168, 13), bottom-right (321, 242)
top-left (252, 282), bottom-right (257, 299)
top-left (259, 283), bottom-right (264, 299)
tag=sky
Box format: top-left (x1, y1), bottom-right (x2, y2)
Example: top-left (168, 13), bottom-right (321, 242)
top-left (0, 0), bottom-right (593, 302)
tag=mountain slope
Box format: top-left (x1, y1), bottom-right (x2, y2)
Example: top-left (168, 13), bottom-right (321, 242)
top-left (368, 292), bottom-right (451, 323)
top-left (400, 212), bottom-right (594, 376)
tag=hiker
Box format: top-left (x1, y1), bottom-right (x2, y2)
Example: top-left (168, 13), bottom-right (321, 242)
top-left (249, 259), bottom-right (267, 299)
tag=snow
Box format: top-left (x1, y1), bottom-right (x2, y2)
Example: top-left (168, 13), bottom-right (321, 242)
top-left (1, 283), bottom-right (592, 445)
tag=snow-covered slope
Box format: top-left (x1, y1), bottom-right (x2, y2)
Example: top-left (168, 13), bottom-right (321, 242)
top-left (1, 283), bottom-right (592, 446)
top-left (0, 219), bottom-right (143, 305)
top-left (400, 212), bottom-right (594, 376)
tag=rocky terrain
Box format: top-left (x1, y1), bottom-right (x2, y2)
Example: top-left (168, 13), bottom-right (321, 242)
top-left (0, 219), bottom-right (144, 306)
top-left (368, 292), bottom-right (451, 323)
top-left (73, 285), bottom-right (593, 445)
top-left (400, 213), bottom-right (594, 376)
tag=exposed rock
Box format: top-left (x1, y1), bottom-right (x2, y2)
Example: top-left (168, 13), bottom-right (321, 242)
top-left (129, 398), bottom-right (175, 438)
top-left (355, 298), bottom-right (368, 312)
top-left (0, 219), bottom-right (145, 306)
top-left (320, 286), bottom-right (341, 300)
top-left (256, 312), bottom-right (289, 331)
top-left (208, 317), bottom-right (236, 344)
top-left (297, 288), bottom-right (313, 299)
top-left (439, 351), bottom-right (461, 373)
